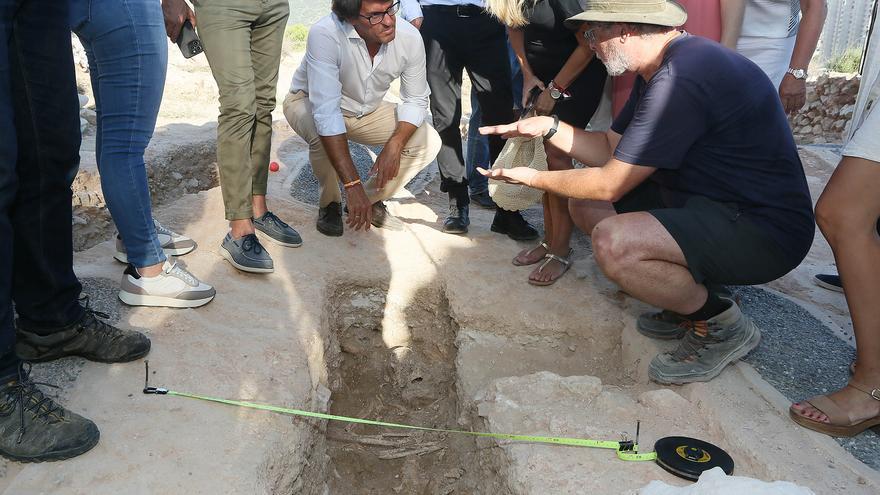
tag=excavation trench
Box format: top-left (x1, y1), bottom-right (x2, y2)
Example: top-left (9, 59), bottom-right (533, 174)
top-left (319, 283), bottom-right (512, 494)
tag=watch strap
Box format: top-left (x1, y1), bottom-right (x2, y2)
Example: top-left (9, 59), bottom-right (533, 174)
top-left (543, 115), bottom-right (560, 141)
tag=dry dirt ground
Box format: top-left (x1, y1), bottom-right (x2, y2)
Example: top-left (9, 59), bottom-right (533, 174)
top-left (0, 41), bottom-right (875, 494)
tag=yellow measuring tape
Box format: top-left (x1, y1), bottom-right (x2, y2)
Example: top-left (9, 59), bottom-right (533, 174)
top-left (148, 386), bottom-right (657, 462)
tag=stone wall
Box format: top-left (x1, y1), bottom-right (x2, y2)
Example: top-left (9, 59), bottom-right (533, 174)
top-left (790, 72), bottom-right (860, 144)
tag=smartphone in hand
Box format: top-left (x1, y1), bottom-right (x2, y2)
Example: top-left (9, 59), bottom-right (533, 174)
top-left (177, 20), bottom-right (203, 59)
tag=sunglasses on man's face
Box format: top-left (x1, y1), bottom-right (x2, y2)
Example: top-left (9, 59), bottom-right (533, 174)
top-left (360, 1), bottom-right (400, 25)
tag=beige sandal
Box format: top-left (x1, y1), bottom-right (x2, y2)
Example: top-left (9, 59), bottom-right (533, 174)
top-left (513, 241), bottom-right (549, 266)
top-left (789, 379), bottom-right (880, 437)
top-left (528, 250), bottom-right (572, 287)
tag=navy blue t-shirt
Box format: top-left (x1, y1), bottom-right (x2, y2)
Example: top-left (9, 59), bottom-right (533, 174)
top-left (611, 34), bottom-right (815, 259)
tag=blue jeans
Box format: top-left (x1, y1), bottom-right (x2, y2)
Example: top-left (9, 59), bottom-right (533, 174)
top-left (71, 0), bottom-right (168, 268)
top-left (465, 42), bottom-right (522, 194)
top-left (1, 0), bottom-right (86, 378)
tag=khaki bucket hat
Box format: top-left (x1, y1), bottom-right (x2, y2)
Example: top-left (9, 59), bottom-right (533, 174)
top-left (564, 0), bottom-right (688, 29)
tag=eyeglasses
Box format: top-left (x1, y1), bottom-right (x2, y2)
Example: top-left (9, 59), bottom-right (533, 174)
top-left (360, 1), bottom-right (400, 25)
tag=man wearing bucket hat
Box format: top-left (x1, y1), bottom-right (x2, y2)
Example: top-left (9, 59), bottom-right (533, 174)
top-left (480, 0), bottom-right (815, 385)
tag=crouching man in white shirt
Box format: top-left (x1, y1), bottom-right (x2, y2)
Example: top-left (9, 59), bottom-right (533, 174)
top-left (284, 0), bottom-right (440, 236)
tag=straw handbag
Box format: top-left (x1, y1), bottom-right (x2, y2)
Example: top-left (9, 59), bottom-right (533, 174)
top-left (488, 135), bottom-right (548, 211)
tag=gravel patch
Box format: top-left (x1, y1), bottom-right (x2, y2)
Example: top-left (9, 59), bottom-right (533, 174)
top-left (734, 286), bottom-right (878, 470)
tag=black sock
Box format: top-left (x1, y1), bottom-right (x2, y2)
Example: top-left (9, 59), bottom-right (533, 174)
top-left (685, 292), bottom-right (732, 321)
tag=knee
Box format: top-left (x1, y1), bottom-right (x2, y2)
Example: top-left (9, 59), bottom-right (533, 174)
top-left (546, 147), bottom-right (573, 171)
top-left (591, 220), bottom-right (630, 281)
top-left (815, 190), bottom-right (857, 244)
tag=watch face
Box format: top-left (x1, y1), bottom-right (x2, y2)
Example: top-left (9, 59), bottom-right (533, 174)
top-left (549, 88), bottom-right (561, 99)
top-left (792, 69), bottom-right (806, 79)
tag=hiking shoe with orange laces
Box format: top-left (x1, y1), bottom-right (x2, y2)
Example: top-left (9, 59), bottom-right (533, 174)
top-left (649, 303), bottom-right (761, 385)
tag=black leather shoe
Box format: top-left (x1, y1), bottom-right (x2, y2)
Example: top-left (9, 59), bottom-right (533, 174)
top-left (491, 209), bottom-right (538, 241)
top-left (470, 190), bottom-right (497, 209)
top-left (317, 202), bottom-right (343, 237)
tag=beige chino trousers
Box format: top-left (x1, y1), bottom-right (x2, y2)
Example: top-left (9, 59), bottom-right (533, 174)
top-left (283, 91), bottom-right (441, 207)
top-left (193, 0), bottom-right (288, 220)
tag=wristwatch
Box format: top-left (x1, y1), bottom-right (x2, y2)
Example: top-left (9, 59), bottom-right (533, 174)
top-left (786, 67), bottom-right (807, 80)
top-left (547, 80), bottom-right (570, 101)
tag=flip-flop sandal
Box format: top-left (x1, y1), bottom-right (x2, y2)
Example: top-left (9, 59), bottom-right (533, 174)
top-left (513, 241), bottom-right (550, 266)
top-left (789, 379), bottom-right (880, 437)
top-left (528, 250), bottom-right (572, 287)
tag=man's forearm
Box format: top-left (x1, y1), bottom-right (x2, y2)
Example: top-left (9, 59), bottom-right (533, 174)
top-left (528, 159), bottom-right (656, 202)
top-left (791, 0), bottom-right (827, 70)
top-left (387, 121), bottom-right (418, 151)
top-left (546, 121), bottom-right (614, 168)
top-left (320, 134), bottom-right (360, 183)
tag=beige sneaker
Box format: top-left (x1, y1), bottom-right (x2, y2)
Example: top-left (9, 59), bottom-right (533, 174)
top-left (118, 260), bottom-right (215, 308)
top-left (114, 219), bottom-right (196, 264)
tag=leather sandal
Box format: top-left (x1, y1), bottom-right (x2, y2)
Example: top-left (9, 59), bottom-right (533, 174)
top-left (528, 250), bottom-right (572, 287)
top-left (789, 379), bottom-right (880, 437)
top-left (512, 241), bottom-right (549, 266)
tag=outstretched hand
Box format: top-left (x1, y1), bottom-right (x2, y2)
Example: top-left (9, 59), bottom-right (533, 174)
top-left (477, 167), bottom-right (539, 187)
top-left (479, 116), bottom-right (555, 140)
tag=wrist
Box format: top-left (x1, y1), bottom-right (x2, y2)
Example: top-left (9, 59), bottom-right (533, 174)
top-left (542, 115), bottom-right (560, 140)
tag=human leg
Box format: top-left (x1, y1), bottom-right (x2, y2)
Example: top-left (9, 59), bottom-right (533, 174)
top-left (529, 148), bottom-right (575, 285)
top-left (790, 155), bottom-right (880, 434)
top-left (0, 0), bottom-right (18, 381)
top-left (465, 93), bottom-right (491, 200)
top-left (247, 0), bottom-right (287, 218)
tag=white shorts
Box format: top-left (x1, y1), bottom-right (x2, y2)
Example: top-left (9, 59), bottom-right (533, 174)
top-left (842, 100), bottom-right (880, 162)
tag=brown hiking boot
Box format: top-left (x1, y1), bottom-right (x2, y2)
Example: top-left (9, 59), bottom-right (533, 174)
top-left (16, 299), bottom-right (151, 363)
top-left (0, 364), bottom-right (99, 462)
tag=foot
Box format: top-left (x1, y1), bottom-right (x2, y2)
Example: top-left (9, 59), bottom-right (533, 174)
top-left (316, 202), bottom-right (343, 237)
top-left (649, 303), bottom-right (761, 385)
top-left (371, 202), bottom-right (404, 231)
top-left (791, 380), bottom-right (880, 432)
top-left (491, 209), bottom-right (538, 241)
top-left (637, 294), bottom-right (737, 340)
top-left (513, 241), bottom-right (549, 266)
top-left (254, 211), bottom-right (302, 247)
top-left (220, 233), bottom-right (273, 273)
top-left (528, 250), bottom-right (572, 286)
top-left (443, 205), bottom-right (470, 234)
top-left (118, 260), bottom-right (215, 308)
top-left (114, 219), bottom-right (197, 264)
top-left (0, 364), bottom-right (100, 462)
top-left (814, 273), bottom-right (843, 293)
top-left (470, 190), bottom-right (497, 209)
top-left (16, 299), bottom-right (151, 363)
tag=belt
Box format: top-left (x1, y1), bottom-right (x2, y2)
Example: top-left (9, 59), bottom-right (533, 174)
top-left (422, 4), bottom-right (485, 17)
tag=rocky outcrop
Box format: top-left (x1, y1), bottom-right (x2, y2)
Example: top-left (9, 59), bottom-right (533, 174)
top-left (789, 72), bottom-right (860, 144)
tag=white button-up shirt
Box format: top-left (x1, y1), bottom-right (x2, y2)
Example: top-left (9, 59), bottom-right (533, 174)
top-left (289, 14), bottom-right (430, 137)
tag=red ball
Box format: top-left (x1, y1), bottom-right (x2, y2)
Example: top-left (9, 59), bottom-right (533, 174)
top-left (269, 161), bottom-right (280, 172)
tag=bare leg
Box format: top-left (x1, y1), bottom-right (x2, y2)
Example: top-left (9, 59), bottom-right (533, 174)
top-left (252, 194), bottom-right (268, 218)
top-left (568, 198), bottom-right (616, 234)
top-left (590, 212), bottom-right (707, 314)
top-left (792, 156), bottom-right (880, 425)
top-left (530, 149), bottom-right (575, 283)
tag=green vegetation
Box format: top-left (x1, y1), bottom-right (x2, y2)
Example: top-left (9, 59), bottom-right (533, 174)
top-left (826, 46), bottom-right (863, 73)
top-left (285, 24), bottom-right (309, 51)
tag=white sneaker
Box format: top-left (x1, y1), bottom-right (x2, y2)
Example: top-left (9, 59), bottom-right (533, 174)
top-left (114, 219), bottom-right (197, 264)
top-left (118, 260), bottom-right (215, 308)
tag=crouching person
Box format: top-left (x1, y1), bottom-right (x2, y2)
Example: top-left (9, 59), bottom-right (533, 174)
top-left (480, 0), bottom-right (815, 385)
top-left (284, 0), bottom-right (441, 236)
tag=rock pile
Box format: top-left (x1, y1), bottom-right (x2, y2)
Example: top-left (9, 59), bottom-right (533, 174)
top-left (789, 72), bottom-right (860, 144)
